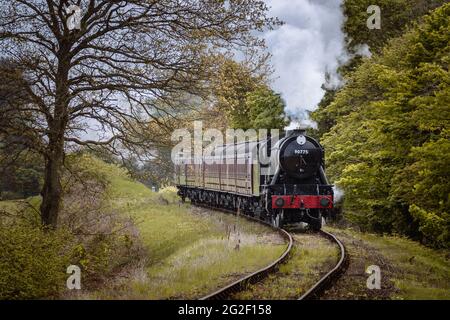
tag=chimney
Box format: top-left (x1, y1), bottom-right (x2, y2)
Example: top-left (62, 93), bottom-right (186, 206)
top-left (286, 127), bottom-right (307, 137)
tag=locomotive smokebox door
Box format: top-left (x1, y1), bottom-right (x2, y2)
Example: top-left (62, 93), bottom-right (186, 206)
top-left (278, 134), bottom-right (322, 180)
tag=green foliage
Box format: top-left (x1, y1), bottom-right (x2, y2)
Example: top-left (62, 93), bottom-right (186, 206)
top-left (213, 59), bottom-right (287, 129)
top-left (314, 86), bottom-right (338, 138)
top-left (213, 59), bottom-right (260, 129)
top-left (64, 152), bottom-right (130, 186)
top-left (0, 220), bottom-right (73, 299)
top-left (320, 4), bottom-right (450, 247)
top-left (0, 153), bottom-right (144, 299)
top-left (0, 150), bottom-right (43, 199)
top-left (0, 62), bottom-right (44, 199)
top-left (313, 0), bottom-right (446, 136)
top-left (246, 85), bottom-right (288, 130)
top-left (343, 0), bottom-right (445, 55)
top-left (409, 205), bottom-right (449, 248)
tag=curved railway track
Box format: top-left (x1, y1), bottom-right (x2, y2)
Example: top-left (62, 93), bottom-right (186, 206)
top-left (197, 205), bottom-right (348, 300)
top-left (298, 230), bottom-right (348, 300)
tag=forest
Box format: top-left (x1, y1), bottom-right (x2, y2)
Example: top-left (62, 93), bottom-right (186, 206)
top-left (313, 1), bottom-right (449, 248)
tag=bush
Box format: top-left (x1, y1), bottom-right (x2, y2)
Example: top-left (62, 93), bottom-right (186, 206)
top-left (409, 205), bottom-right (450, 248)
top-left (60, 153), bottom-right (145, 287)
top-left (0, 220), bottom-right (74, 299)
top-left (0, 153), bottom-right (145, 298)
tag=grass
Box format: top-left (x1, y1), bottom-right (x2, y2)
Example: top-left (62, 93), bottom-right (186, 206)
top-left (6, 155), bottom-right (447, 300)
top-left (90, 174), bottom-right (287, 299)
top-left (232, 232), bottom-right (339, 299)
top-left (133, 240), bottom-right (285, 299)
top-left (325, 226), bottom-right (450, 300)
top-left (0, 157), bottom-right (286, 300)
top-left (0, 201), bottom-right (19, 212)
top-left (2, 172), bottom-right (448, 300)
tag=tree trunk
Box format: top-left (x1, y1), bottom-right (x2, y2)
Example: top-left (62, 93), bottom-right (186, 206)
top-left (40, 143), bottom-right (64, 229)
top-left (40, 44), bottom-right (70, 229)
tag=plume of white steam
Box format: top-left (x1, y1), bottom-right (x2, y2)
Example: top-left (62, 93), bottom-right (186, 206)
top-left (353, 43), bottom-right (372, 58)
top-left (264, 0), bottom-right (347, 120)
top-left (333, 185), bottom-right (345, 202)
top-left (285, 111), bottom-right (318, 130)
top-left (264, 0), bottom-right (373, 130)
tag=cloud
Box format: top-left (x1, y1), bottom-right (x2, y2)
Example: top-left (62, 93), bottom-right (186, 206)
top-left (264, 0), bottom-right (347, 120)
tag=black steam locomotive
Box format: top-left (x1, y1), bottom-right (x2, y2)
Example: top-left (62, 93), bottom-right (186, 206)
top-left (174, 129), bottom-right (333, 230)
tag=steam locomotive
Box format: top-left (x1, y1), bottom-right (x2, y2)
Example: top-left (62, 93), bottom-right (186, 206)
top-left (174, 129), bottom-right (333, 230)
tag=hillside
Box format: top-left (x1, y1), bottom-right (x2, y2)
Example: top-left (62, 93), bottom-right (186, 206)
top-left (0, 154), bottom-right (286, 299)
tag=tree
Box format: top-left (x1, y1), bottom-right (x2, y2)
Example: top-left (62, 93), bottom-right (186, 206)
top-left (343, 0), bottom-right (446, 55)
top-left (212, 58), bottom-right (286, 130)
top-left (312, 0), bottom-right (447, 136)
top-left (0, 0), bottom-right (280, 228)
top-left (212, 58), bottom-right (265, 129)
top-left (0, 61), bottom-right (44, 199)
top-left (246, 85), bottom-right (287, 130)
top-left (320, 4), bottom-right (450, 247)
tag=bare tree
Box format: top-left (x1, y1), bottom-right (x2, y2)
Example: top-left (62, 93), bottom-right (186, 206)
top-left (0, 0), bottom-right (279, 228)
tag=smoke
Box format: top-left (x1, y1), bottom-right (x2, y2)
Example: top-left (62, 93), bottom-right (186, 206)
top-left (333, 185), bottom-right (345, 202)
top-left (285, 115), bottom-right (318, 130)
top-left (264, 0), bottom-right (350, 127)
top-left (353, 43), bottom-right (372, 58)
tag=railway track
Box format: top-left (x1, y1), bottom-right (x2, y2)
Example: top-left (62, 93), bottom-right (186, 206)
top-left (197, 205), bottom-right (348, 300)
top-left (298, 230), bottom-right (348, 300)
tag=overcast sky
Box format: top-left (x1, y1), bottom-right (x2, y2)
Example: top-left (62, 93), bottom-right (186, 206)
top-left (263, 0), bottom-right (347, 126)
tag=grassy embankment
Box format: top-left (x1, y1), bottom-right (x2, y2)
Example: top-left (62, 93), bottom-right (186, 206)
top-left (323, 226), bottom-right (450, 300)
top-left (84, 172), bottom-right (286, 299)
top-left (231, 223), bottom-right (449, 300)
top-left (2, 158), bottom-right (448, 300)
top-left (92, 169), bottom-right (450, 300)
top-left (0, 158), bottom-right (286, 300)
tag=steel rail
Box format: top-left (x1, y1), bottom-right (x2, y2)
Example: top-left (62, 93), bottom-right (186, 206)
top-left (196, 204), bottom-right (347, 300)
top-left (298, 229), bottom-right (348, 300)
top-left (197, 204), bottom-right (293, 300)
